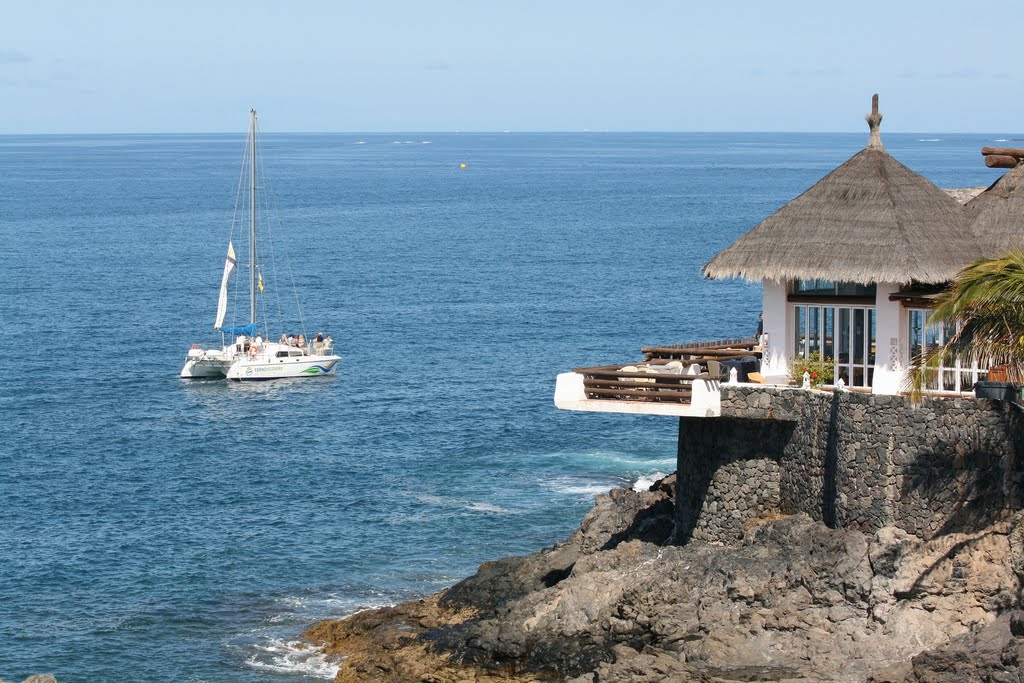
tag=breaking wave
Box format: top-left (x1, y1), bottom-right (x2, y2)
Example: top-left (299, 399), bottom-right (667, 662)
top-left (246, 638), bottom-right (340, 679)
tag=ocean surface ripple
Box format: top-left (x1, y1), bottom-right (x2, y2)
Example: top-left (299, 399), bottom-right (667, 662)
top-left (0, 131), bottom-right (997, 681)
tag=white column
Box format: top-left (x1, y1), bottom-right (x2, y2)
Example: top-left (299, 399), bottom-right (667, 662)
top-left (871, 282), bottom-right (904, 395)
top-left (760, 279), bottom-right (790, 384)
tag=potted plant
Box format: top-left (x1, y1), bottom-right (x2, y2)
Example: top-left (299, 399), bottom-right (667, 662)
top-left (790, 352), bottom-right (834, 388)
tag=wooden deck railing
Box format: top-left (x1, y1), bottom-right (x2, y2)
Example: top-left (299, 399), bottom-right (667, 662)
top-left (573, 363), bottom-right (710, 403)
top-left (643, 337), bottom-right (760, 362)
top-left (573, 337), bottom-right (762, 405)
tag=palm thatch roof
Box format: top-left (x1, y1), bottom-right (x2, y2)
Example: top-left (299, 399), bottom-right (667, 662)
top-left (965, 162), bottom-right (1024, 257)
top-left (703, 95), bottom-right (982, 285)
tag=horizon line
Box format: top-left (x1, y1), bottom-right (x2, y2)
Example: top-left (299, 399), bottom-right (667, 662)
top-left (0, 129), bottom-right (1019, 137)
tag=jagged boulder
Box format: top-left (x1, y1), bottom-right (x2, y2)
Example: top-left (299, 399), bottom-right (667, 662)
top-left (307, 475), bottom-right (1023, 683)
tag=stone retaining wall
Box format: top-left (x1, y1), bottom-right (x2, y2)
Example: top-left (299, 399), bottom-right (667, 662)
top-left (675, 387), bottom-right (1024, 544)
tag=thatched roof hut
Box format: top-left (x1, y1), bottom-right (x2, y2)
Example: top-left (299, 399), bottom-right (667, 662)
top-left (965, 162), bottom-right (1024, 256)
top-left (703, 96), bottom-right (982, 285)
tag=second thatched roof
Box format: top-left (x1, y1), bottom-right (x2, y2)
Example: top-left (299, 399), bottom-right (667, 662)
top-left (965, 161), bottom-right (1024, 257)
top-left (703, 96), bottom-right (983, 285)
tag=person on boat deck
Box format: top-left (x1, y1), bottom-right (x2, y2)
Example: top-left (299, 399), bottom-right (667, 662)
top-left (313, 331), bottom-right (324, 354)
top-left (297, 334), bottom-right (306, 348)
top-left (324, 334), bottom-right (333, 350)
top-left (254, 333), bottom-right (263, 350)
top-left (287, 334), bottom-right (296, 346)
top-left (236, 334), bottom-right (246, 352)
top-left (278, 332), bottom-right (287, 345)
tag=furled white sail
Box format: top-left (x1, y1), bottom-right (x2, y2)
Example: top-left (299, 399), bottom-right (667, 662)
top-left (214, 240), bottom-right (236, 329)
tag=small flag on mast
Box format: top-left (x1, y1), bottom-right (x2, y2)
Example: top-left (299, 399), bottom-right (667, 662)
top-left (258, 271), bottom-right (265, 293)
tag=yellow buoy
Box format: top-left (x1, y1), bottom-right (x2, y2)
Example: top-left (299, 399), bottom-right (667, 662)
top-left (460, 163), bottom-right (467, 169)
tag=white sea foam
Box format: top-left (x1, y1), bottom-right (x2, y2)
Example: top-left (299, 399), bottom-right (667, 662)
top-left (246, 638), bottom-right (341, 679)
top-left (543, 476), bottom-right (617, 496)
top-left (416, 493), bottom-right (448, 505)
top-left (465, 502), bottom-right (511, 514)
top-left (918, 138), bottom-right (941, 142)
top-left (276, 592), bottom-right (398, 616)
top-left (632, 471), bottom-right (668, 492)
top-left (421, 140), bottom-right (432, 144)
top-left (557, 484), bottom-right (612, 495)
top-left (995, 139), bottom-right (1009, 142)
top-left (354, 140), bottom-right (366, 145)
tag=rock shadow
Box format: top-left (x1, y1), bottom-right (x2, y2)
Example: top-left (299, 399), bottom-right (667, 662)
top-left (901, 445), bottom-right (1015, 538)
top-left (674, 416), bottom-right (793, 545)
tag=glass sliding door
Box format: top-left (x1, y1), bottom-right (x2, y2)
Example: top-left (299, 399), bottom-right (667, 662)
top-left (793, 304), bottom-right (876, 388)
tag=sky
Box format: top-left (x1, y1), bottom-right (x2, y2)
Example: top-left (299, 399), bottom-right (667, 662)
top-left (0, 1), bottom-right (1019, 134)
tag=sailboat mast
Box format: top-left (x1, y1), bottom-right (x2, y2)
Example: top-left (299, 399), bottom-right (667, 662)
top-left (249, 108), bottom-right (257, 325)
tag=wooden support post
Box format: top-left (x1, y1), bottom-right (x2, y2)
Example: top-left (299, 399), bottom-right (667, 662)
top-left (985, 155), bottom-right (1019, 169)
top-left (981, 147), bottom-right (1024, 158)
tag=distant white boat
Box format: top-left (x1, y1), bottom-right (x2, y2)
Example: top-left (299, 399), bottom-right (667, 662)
top-left (181, 110), bottom-right (341, 381)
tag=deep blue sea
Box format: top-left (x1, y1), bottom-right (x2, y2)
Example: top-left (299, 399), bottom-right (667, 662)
top-left (0, 131), bottom-right (1004, 681)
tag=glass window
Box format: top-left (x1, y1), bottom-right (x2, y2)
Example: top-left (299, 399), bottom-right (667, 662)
top-left (837, 282), bottom-right (877, 297)
top-left (909, 310), bottom-right (924, 361)
top-left (942, 370), bottom-right (957, 392)
top-left (823, 307), bottom-right (834, 360)
top-left (838, 308), bottom-right (851, 364)
top-left (868, 309), bottom-right (877, 365)
top-left (794, 305), bottom-right (807, 357)
top-left (960, 371), bottom-right (976, 392)
top-left (907, 307), bottom-right (988, 393)
top-left (793, 280), bottom-right (877, 297)
top-left (853, 309), bottom-right (865, 364)
top-left (794, 279), bottom-right (836, 294)
top-left (808, 307), bottom-right (821, 356)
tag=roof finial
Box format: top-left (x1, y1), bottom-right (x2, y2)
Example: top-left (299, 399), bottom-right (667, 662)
top-left (865, 93), bottom-right (883, 150)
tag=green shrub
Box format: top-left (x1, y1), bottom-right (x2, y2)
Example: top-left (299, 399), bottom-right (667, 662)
top-left (790, 352), bottom-right (834, 388)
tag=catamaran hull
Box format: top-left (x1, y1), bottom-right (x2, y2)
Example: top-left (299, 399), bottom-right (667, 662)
top-left (225, 355), bottom-right (341, 381)
top-left (180, 359), bottom-right (231, 378)
top-left (180, 348), bottom-right (236, 378)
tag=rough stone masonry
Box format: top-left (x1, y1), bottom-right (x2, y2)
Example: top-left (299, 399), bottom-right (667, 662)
top-left (677, 386), bottom-right (1024, 544)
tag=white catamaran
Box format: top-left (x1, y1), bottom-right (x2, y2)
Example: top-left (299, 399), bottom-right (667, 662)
top-left (180, 109), bottom-right (341, 381)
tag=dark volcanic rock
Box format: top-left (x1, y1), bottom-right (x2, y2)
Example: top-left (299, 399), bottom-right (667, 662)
top-left (307, 474), bottom-right (1024, 683)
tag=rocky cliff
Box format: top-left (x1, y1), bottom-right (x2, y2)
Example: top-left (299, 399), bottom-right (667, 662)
top-left (306, 474), bottom-right (1024, 682)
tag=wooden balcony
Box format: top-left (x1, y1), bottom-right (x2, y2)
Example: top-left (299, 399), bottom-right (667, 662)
top-left (555, 338), bottom-right (762, 417)
top-left (574, 362), bottom-right (705, 403)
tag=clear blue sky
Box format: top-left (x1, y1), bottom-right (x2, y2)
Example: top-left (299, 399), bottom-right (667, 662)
top-left (1, 0), bottom-right (1018, 133)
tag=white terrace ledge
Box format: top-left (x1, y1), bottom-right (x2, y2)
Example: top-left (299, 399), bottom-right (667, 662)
top-left (555, 338), bottom-right (765, 418)
top-left (554, 371), bottom-right (732, 417)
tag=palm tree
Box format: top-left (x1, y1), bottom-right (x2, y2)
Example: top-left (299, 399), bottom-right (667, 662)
top-left (908, 251), bottom-right (1024, 396)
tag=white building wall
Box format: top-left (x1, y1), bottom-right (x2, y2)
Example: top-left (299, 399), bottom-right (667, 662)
top-left (871, 282), bottom-right (905, 394)
top-left (760, 280), bottom-right (791, 384)
top-left (762, 279), bottom-right (908, 394)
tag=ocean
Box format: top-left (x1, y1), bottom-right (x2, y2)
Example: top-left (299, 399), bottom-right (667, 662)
top-left (0, 131), bottom-right (1001, 681)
